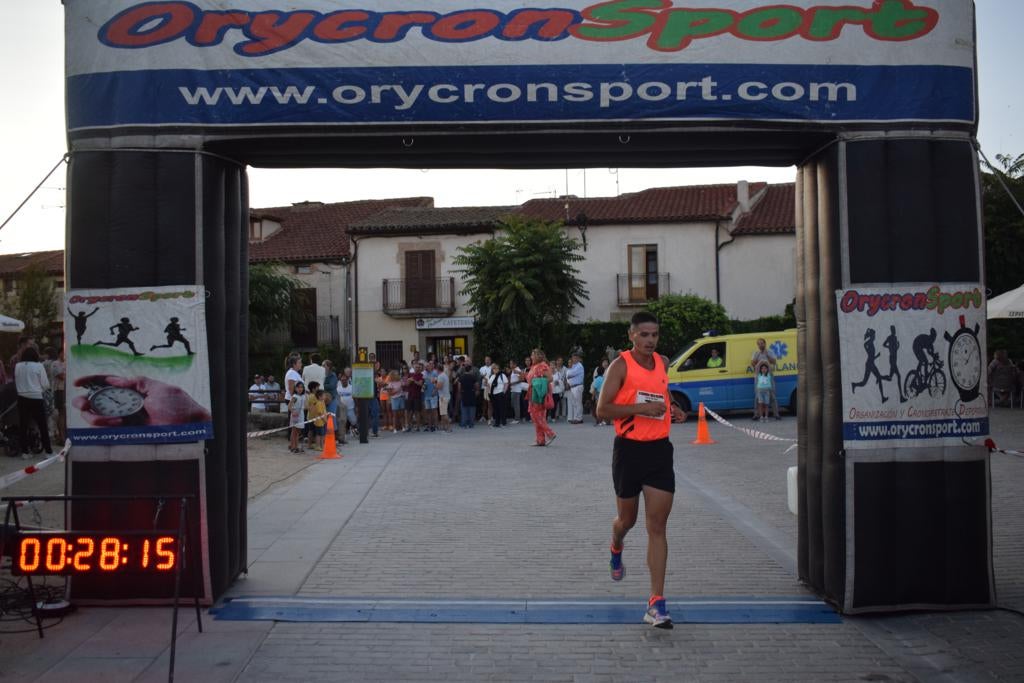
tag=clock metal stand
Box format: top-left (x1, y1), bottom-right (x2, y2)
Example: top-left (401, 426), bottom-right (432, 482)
top-left (1, 494), bottom-right (203, 683)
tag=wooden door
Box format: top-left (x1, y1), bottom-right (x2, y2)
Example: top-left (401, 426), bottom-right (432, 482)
top-left (405, 250), bottom-right (436, 308)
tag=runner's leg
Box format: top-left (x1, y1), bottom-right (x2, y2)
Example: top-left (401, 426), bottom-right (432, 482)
top-left (612, 495), bottom-right (639, 551)
top-left (642, 485), bottom-right (674, 599)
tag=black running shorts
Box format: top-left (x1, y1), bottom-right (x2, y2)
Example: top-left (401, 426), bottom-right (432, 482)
top-left (612, 436), bottom-right (675, 499)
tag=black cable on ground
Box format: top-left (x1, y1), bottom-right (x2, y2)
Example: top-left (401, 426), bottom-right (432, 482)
top-left (0, 575), bottom-right (68, 633)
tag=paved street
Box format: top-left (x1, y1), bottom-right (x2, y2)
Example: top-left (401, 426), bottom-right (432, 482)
top-left (1, 408), bottom-right (1023, 681)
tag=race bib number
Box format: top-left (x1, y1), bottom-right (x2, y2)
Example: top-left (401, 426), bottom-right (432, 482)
top-left (635, 390), bottom-right (666, 419)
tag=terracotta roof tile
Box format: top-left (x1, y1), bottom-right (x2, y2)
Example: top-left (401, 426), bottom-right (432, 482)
top-left (248, 197), bottom-right (434, 263)
top-left (0, 250), bottom-right (64, 278)
top-left (733, 184), bottom-right (796, 235)
top-left (349, 206), bottom-right (517, 235)
top-left (516, 183), bottom-right (766, 225)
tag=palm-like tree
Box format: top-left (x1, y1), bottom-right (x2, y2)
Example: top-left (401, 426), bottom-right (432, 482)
top-left (455, 216), bottom-right (588, 361)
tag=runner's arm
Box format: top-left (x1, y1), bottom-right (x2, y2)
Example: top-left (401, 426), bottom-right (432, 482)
top-left (662, 354), bottom-right (687, 423)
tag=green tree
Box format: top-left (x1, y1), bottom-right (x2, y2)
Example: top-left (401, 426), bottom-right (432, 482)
top-left (982, 152), bottom-right (1024, 359)
top-left (454, 216), bottom-right (588, 363)
top-left (982, 152), bottom-right (1024, 298)
top-left (248, 262), bottom-right (303, 352)
top-left (5, 265), bottom-right (57, 338)
top-left (645, 294), bottom-right (732, 359)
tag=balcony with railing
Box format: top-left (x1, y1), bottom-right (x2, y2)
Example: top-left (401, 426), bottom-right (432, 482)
top-left (383, 277), bottom-right (457, 317)
top-left (617, 272), bottom-right (670, 306)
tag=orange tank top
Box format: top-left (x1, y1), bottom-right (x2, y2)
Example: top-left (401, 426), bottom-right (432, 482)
top-left (613, 351), bottom-right (671, 441)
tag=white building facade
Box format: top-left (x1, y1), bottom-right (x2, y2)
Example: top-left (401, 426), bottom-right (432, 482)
top-left (345, 182), bottom-right (796, 366)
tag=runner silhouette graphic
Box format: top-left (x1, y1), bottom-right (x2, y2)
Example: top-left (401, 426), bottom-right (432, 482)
top-left (150, 317), bottom-right (195, 355)
top-left (851, 328), bottom-right (888, 402)
top-left (95, 317), bottom-right (144, 356)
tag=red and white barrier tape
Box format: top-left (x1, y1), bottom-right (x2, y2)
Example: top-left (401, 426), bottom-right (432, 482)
top-left (971, 438), bottom-right (1024, 458)
top-left (0, 439), bottom-right (72, 492)
top-left (702, 406), bottom-right (798, 451)
top-left (247, 415), bottom-right (328, 439)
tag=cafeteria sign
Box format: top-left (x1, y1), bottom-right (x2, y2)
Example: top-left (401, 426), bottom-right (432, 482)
top-left (415, 317), bottom-right (475, 330)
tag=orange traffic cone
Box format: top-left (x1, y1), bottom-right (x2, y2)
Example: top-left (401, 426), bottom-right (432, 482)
top-left (691, 402), bottom-right (716, 445)
top-left (319, 415), bottom-right (342, 459)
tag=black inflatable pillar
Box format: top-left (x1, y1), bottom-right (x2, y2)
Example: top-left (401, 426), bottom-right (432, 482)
top-left (796, 137), bottom-right (994, 612)
top-left (66, 150), bottom-right (249, 602)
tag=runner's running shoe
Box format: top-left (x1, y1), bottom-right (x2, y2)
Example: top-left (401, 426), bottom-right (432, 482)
top-left (644, 596), bottom-right (673, 629)
top-left (609, 545), bottom-right (625, 581)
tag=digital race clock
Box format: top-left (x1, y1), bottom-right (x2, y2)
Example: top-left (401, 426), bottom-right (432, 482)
top-left (11, 532), bottom-right (178, 576)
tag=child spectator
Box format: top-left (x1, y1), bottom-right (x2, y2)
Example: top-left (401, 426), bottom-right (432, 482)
top-left (756, 363), bottom-right (773, 421)
top-left (591, 365), bottom-right (606, 426)
top-left (288, 381), bottom-right (307, 453)
top-left (304, 381), bottom-right (321, 445)
top-left (388, 370), bottom-right (405, 433)
top-left (306, 388), bottom-right (328, 449)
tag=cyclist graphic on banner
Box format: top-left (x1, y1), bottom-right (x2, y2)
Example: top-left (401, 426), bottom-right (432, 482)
top-left (906, 328), bottom-right (945, 399)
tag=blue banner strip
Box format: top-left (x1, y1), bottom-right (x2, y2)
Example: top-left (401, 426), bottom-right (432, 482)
top-left (843, 417), bottom-right (989, 442)
top-left (68, 63), bottom-right (974, 129)
top-left (211, 596), bottom-right (841, 625)
top-left (69, 422), bottom-right (213, 445)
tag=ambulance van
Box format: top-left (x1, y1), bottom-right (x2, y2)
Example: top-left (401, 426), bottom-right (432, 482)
top-left (666, 330), bottom-right (798, 415)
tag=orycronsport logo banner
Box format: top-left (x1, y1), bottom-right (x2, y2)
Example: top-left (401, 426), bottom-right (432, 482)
top-left (65, 286), bottom-right (214, 446)
top-left (65, 0), bottom-right (976, 130)
top-left (836, 284), bottom-right (988, 450)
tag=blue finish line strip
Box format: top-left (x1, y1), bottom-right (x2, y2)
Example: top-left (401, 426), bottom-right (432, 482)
top-left (212, 596), bottom-right (840, 625)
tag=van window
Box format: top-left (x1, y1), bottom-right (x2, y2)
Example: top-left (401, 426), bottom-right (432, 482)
top-left (679, 342), bottom-right (726, 371)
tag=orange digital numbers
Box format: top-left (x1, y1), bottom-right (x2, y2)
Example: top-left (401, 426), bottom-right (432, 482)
top-left (19, 537), bottom-right (41, 572)
top-left (72, 537), bottom-right (95, 571)
top-left (45, 537), bottom-right (68, 572)
top-left (99, 537), bottom-right (120, 570)
top-left (155, 537), bottom-right (176, 570)
top-left (12, 533), bottom-right (179, 575)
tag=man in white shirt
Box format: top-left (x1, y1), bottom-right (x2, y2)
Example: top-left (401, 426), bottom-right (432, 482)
top-left (249, 374), bottom-right (265, 412)
top-left (550, 356), bottom-right (567, 422)
top-left (262, 375), bottom-right (282, 413)
top-left (336, 374), bottom-right (356, 443)
top-left (566, 353), bottom-right (585, 423)
top-left (302, 352), bottom-right (326, 389)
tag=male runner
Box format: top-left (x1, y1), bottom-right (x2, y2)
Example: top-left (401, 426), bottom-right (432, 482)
top-left (596, 311), bottom-right (687, 629)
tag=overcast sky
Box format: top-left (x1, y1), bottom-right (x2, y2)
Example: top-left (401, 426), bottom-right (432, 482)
top-left (0, 1), bottom-right (1019, 255)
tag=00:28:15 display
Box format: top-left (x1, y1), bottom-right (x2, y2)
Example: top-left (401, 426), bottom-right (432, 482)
top-left (12, 532), bottom-right (178, 575)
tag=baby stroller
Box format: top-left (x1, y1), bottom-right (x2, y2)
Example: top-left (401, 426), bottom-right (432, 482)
top-left (0, 382), bottom-right (43, 458)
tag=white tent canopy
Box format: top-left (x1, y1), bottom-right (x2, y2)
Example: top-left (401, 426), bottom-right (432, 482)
top-left (988, 283), bottom-right (1024, 319)
top-left (0, 314), bottom-right (25, 333)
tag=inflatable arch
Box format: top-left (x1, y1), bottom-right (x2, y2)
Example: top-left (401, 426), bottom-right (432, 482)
top-left (62, 0), bottom-right (991, 612)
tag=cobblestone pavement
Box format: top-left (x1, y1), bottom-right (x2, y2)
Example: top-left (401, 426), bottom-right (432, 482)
top-left (240, 409), bottom-right (1024, 682)
top-left (2, 409), bottom-right (1022, 681)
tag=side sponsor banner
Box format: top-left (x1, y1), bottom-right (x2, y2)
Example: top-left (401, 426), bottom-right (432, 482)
top-left (65, 0), bottom-right (976, 131)
top-left (65, 286), bottom-right (213, 445)
top-left (836, 284), bottom-right (988, 449)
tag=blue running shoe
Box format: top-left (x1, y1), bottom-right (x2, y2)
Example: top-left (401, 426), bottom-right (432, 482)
top-left (609, 545), bottom-right (625, 581)
top-left (644, 596), bottom-right (673, 629)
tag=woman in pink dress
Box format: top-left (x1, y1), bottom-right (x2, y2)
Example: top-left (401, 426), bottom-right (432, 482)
top-left (526, 348), bottom-right (556, 446)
